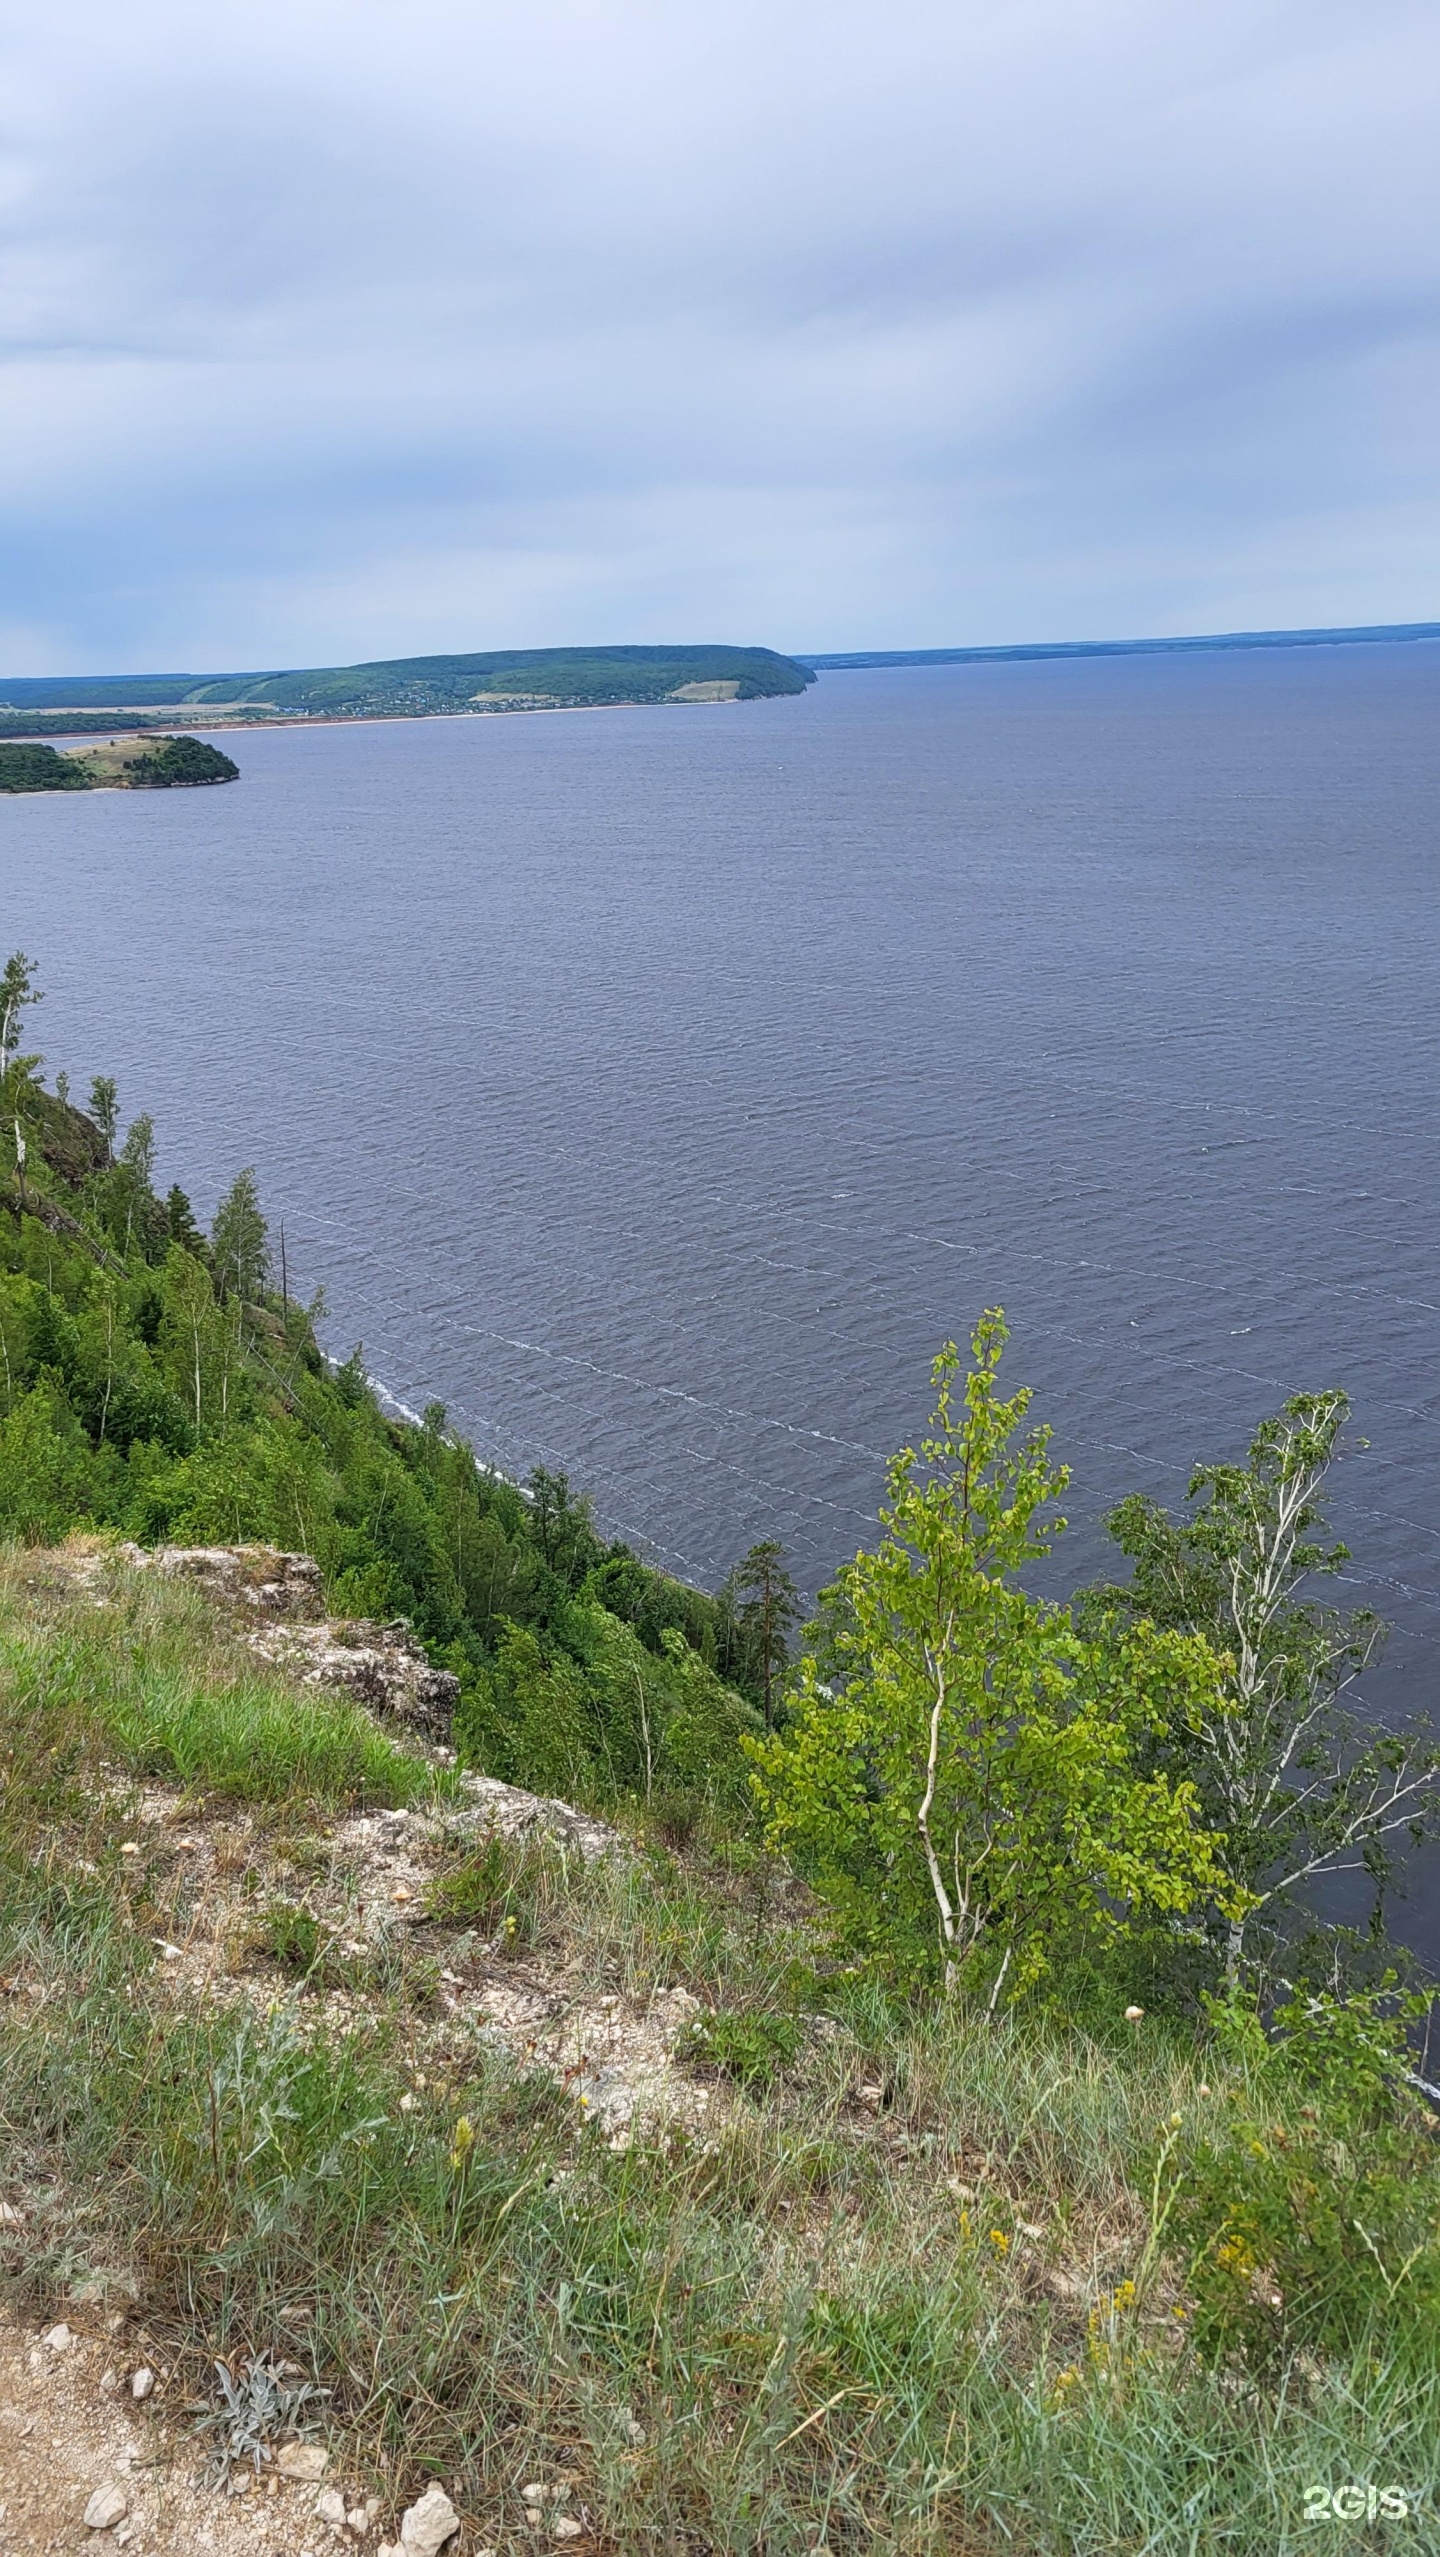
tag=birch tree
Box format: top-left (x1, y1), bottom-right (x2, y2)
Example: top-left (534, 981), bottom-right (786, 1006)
top-left (211, 1168), bottom-right (269, 1305)
top-left (1091, 1392), bottom-right (1440, 1980)
top-left (750, 1315), bottom-right (1234, 2001)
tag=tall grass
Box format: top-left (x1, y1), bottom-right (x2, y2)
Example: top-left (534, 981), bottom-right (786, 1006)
top-left (0, 1548), bottom-right (440, 1807)
top-left (0, 1554), bottom-right (1437, 2551)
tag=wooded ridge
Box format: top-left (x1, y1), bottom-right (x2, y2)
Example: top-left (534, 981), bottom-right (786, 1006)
top-left (0, 644), bottom-right (815, 722)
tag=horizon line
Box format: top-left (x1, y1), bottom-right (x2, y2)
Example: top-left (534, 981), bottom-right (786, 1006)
top-left (795, 618), bottom-right (1440, 670)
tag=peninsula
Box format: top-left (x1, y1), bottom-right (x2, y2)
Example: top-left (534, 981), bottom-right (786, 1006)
top-left (0, 735), bottom-right (239, 792)
top-left (0, 641), bottom-right (814, 733)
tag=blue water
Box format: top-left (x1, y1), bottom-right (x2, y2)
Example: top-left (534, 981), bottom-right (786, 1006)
top-left (4, 647), bottom-right (1439, 1766)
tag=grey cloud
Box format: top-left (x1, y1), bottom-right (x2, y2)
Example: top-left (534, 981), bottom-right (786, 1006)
top-left (2, 0), bottom-right (1438, 666)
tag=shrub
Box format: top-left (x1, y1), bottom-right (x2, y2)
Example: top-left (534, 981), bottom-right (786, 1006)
top-left (1173, 1983), bottom-right (1440, 2368)
top-left (678, 2006), bottom-right (802, 2092)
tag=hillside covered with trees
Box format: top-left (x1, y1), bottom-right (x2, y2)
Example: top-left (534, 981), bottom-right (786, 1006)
top-left (0, 644), bottom-right (815, 721)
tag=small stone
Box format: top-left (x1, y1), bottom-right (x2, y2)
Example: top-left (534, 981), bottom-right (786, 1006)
top-left (316, 2488), bottom-right (347, 2526)
top-left (99, 2368), bottom-right (119, 2394)
top-left (130, 2367), bottom-right (155, 2400)
top-left (398, 2094), bottom-right (416, 2113)
top-left (278, 2443), bottom-right (330, 2482)
top-left (346, 2510), bottom-right (370, 2536)
top-left (84, 2483), bottom-right (130, 2530)
top-left (43, 2323), bottom-right (73, 2353)
top-left (0, 2202), bottom-right (22, 2226)
top-left (551, 2523), bottom-right (583, 2545)
top-left (399, 2486), bottom-right (460, 2555)
top-left (228, 2470), bottom-right (252, 2496)
top-left (120, 1843), bottom-right (140, 1857)
top-left (521, 2484), bottom-right (548, 2505)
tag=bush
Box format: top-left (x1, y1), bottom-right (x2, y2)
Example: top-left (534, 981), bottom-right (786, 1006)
top-left (1173, 1984), bottom-right (1440, 2368)
top-left (678, 2006), bottom-right (802, 2091)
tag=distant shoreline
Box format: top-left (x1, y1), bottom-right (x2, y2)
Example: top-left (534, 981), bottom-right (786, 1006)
top-left (797, 619), bottom-right (1440, 672)
top-left (20, 698), bottom-right (732, 747)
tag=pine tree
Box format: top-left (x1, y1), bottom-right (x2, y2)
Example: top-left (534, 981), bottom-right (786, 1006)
top-left (721, 1539), bottom-right (801, 1727)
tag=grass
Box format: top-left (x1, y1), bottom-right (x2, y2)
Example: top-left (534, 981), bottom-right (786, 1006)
top-left (0, 1545), bottom-right (441, 1808)
top-left (0, 1549), bottom-right (1437, 2552)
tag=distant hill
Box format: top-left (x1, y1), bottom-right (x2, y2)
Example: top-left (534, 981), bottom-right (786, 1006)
top-left (0, 644), bottom-right (815, 721)
top-left (797, 620), bottom-right (1440, 671)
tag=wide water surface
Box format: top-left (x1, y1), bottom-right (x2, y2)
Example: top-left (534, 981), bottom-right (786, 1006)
top-left (4, 647), bottom-right (1439, 1792)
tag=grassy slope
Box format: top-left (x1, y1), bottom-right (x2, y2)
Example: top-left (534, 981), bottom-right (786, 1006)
top-left (0, 1558), bottom-right (1434, 2555)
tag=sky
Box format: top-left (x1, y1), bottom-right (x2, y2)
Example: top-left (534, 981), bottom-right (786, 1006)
top-left (3, 0), bottom-right (1439, 673)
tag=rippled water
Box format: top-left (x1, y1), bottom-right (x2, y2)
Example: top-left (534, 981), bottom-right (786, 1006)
top-left (4, 647), bottom-right (1439, 1742)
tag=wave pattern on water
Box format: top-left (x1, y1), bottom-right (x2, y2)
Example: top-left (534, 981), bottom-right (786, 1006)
top-left (2, 644), bottom-right (1437, 1735)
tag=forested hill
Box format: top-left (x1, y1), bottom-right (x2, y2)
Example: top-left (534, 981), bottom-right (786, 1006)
top-left (0, 952), bottom-right (794, 1829)
top-left (0, 643), bottom-right (815, 721)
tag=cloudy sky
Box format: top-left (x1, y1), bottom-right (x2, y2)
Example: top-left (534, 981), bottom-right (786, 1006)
top-left (3, 0), bottom-right (1438, 672)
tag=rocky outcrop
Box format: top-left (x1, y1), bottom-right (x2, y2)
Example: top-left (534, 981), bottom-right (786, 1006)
top-left (248, 1616), bottom-right (460, 1741)
top-left (138, 1544), bottom-right (325, 1619)
top-left (452, 1772), bottom-right (621, 1864)
top-left (121, 1544), bottom-right (461, 1741)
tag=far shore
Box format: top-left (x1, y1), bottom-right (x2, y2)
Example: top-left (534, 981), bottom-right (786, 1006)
top-left (30, 697), bottom-right (752, 747)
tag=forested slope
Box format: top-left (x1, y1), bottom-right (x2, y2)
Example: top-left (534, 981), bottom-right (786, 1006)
top-left (0, 955), bottom-right (778, 1832)
top-left (0, 644), bottom-right (814, 718)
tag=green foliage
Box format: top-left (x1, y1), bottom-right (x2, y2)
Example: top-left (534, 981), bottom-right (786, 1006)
top-left (678, 2004), bottom-right (802, 2091)
top-left (752, 1315), bottom-right (1237, 1999)
top-left (125, 735), bottom-right (238, 786)
top-left (262, 1901), bottom-right (323, 1972)
top-left (454, 1604), bottom-right (764, 1824)
top-left (1174, 1982), bottom-right (1440, 2368)
top-left (0, 737), bottom-right (236, 790)
top-left (2, 646), bottom-right (815, 717)
top-left (1086, 1392), bottom-right (1440, 1981)
top-left (716, 1538), bottom-right (800, 1724)
top-left (0, 743), bottom-right (88, 791)
top-left (87, 1075), bottom-right (118, 1161)
top-left (211, 1167), bottom-right (269, 1303)
top-left (0, 971), bottom-right (757, 1834)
